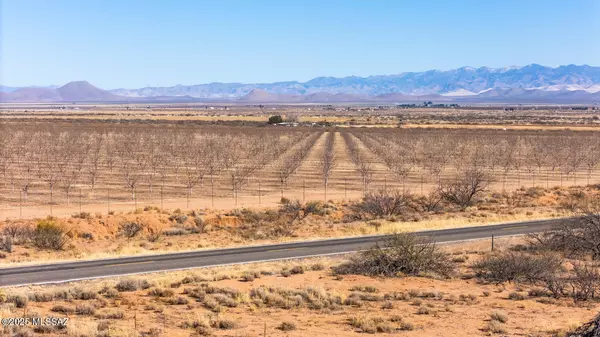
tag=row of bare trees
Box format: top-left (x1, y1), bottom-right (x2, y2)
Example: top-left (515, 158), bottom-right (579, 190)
top-left (275, 132), bottom-right (322, 198)
top-left (0, 126), bottom-right (320, 210)
top-left (317, 131), bottom-right (337, 201)
top-left (2, 124), bottom-right (600, 212)
top-left (341, 132), bottom-right (373, 195)
top-left (353, 129), bottom-right (600, 191)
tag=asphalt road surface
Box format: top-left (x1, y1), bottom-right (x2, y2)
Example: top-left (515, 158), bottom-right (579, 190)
top-left (0, 217), bottom-right (576, 287)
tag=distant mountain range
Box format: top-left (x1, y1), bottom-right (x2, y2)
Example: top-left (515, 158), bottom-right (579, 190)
top-left (2, 64), bottom-right (600, 104)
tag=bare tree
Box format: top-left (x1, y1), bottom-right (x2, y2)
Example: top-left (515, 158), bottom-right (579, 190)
top-left (583, 137), bottom-right (600, 185)
top-left (439, 168), bottom-right (491, 209)
top-left (180, 134), bottom-right (207, 208)
top-left (342, 132), bottom-right (373, 195)
top-left (317, 132), bottom-right (337, 201)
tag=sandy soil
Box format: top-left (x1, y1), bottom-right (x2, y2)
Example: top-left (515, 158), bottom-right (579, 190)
top-left (1, 238), bottom-right (596, 337)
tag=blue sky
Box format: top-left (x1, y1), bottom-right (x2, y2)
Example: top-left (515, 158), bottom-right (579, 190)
top-left (1, 0), bottom-right (599, 88)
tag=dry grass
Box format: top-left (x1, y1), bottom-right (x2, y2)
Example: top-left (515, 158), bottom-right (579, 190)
top-left (1, 240), bottom-right (597, 336)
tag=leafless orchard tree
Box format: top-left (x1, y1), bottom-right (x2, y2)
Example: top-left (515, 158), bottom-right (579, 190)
top-left (275, 132), bottom-right (320, 198)
top-left (115, 133), bottom-right (146, 207)
top-left (583, 137), bottom-right (600, 185)
top-left (180, 134), bottom-right (207, 208)
top-left (317, 131), bottom-right (337, 201)
top-left (342, 132), bottom-right (373, 195)
top-left (421, 135), bottom-right (452, 187)
top-left (86, 132), bottom-right (104, 198)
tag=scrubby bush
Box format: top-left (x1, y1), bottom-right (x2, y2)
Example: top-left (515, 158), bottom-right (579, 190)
top-left (529, 210), bottom-right (600, 260)
top-left (352, 189), bottom-right (414, 218)
top-left (490, 311), bottom-right (509, 323)
top-left (7, 295), bottom-right (28, 308)
top-left (169, 214), bottom-right (188, 224)
top-left (508, 292), bottom-right (526, 300)
top-left (484, 320), bottom-right (507, 333)
top-left (75, 304), bottom-right (96, 316)
top-left (115, 279), bottom-right (151, 292)
top-left (334, 233), bottom-right (453, 278)
top-left (277, 321), bottom-right (297, 331)
top-left (148, 288), bottom-right (174, 297)
top-left (472, 251), bottom-right (564, 284)
top-left (120, 222), bottom-right (143, 239)
top-left (268, 115), bottom-right (283, 124)
top-left (348, 316), bottom-right (394, 333)
top-left (51, 305), bottom-right (74, 314)
top-left (212, 319), bottom-right (237, 330)
top-left (439, 169), bottom-right (491, 208)
top-left (2, 223), bottom-right (32, 243)
top-left (0, 235), bottom-right (12, 253)
top-left (32, 220), bottom-right (70, 250)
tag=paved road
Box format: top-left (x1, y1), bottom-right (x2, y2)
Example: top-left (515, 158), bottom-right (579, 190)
top-left (0, 217), bottom-right (575, 287)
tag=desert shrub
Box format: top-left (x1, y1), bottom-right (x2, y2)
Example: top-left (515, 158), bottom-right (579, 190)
top-left (439, 169), bottom-right (491, 208)
top-left (352, 189), bottom-right (413, 218)
top-left (28, 292), bottom-right (54, 302)
top-left (239, 273), bottom-right (255, 282)
top-left (570, 262), bottom-right (600, 300)
top-left (146, 231), bottom-right (161, 242)
top-left (303, 201), bottom-right (327, 216)
top-left (212, 319), bottom-right (237, 330)
top-left (490, 311), bottom-right (509, 323)
top-left (417, 306), bottom-right (433, 315)
top-left (2, 223), bottom-right (32, 243)
top-left (277, 321), bottom-right (297, 331)
top-left (211, 293), bottom-right (238, 307)
top-left (311, 262), bottom-right (326, 271)
top-left (250, 286), bottom-right (342, 310)
top-left (381, 301), bottom-right (394, 309)
top-left (202, 296), bottom-right (222, 313)
top-left (75, 304), bottom-right (96, 316)
top-left (399, 322), bottom-right (415, 331)
top-left (167, 296), bottom-right (189, 305)
top-left (384, 291), bottom-right (411, 301)
top-left (350, 285), bottom-right (379, 293)
top-left (508, 292), bottom-right (526, 300)
top-left (417, 189), bottom-right (445, 212)
top-left (51, 305), bottom-right (74, 314)
top-left (268, 115), bottom-right (283, 124)
top-left (95, 310), bottom-right (125, 319)
top-left (72, 212), bottom-right (92, 219)
top-left (232, 208), bottom-right (301, 239)
top-left (148, 288), bottom-right (174, 297)
top-left (290, 265), bottom-right (305, 275)
top-left (7, 295), bottom-right (28, 308)
top-left (70, 288), bottom-right (97, 300)
top-left (163, 228), bottom-right (188, 236)
top-left (101, 287), bottom-right (119, 299)
top-left (529, 211), bottom-right (600, 260)
top-left (32, 220), bottom-right (70, 250)
top-left (527, 287), bottom-right (549, 297)
top-left (115, 279), bottom-right (151, 292)
top-left (334, 233), bottom-right (453, 277)
top-left (194, 216), bottom-right (205, 232)
top-left (348, 316), bottom-right (393, 333)
top-left (484, 321), bottom-right (507, 334)
top-left (472, 251), bottom-right (564, 284)
top-left (169, 214), bottom-right (188, 224)
top-left (120, 222), bottom-right (143, 238)
top-left (0, 235), bottom-right (13, 253)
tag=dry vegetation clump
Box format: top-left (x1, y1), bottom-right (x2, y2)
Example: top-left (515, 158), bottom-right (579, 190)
top-left (115, 278), bottom-right (152, 292)
top-left (250, 286), bottom-right (343, 310)
top-left (334, 232), bottom-right (453, 277)
top-left (473, 206), bottom-right (600, 302)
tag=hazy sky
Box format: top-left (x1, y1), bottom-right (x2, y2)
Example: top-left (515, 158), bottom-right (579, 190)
top-left (1, 0), bottom-right (599, 88)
